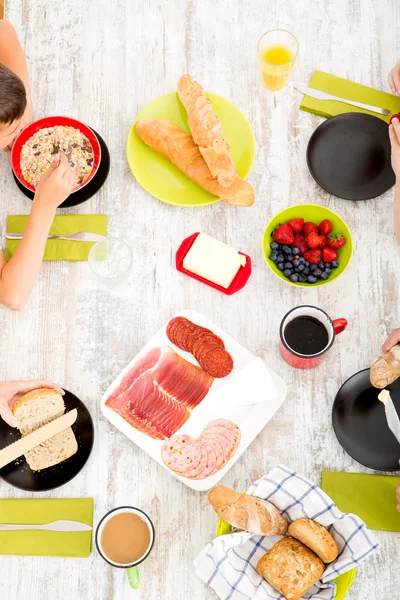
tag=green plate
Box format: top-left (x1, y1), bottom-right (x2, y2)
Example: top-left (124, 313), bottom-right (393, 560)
top-left (262, 203), bottom-right (353, 287)
top-left (126, 92), bottom-right (256, 207)
top-left (216, 519), bottom-right (356, 599)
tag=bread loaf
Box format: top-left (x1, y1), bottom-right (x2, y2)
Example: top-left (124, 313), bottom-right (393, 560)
top-left (288, 518), bottom-right (338, 563)
top-left (135, 119), bottom-right (254, 207)
top-left (256, 537), bottom-right (325, 600)
top-left (177, 74), bottom-right (237, 187)
top-left (370, 345), bottom-right (400, 388)
top-left (208, 485), bottom-right (288, 535)
top-left (12, 388), bottom-right (77, 471)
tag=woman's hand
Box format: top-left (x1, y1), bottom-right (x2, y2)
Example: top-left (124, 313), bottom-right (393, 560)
top-left (397, 485), bottom-right (400, 512)
top-left (389, 61), bottom-right (400, 95)
top-left (0, 380), bottom-right (64, 427)
top-left (382, 328), bottom-right (400, 354)
top-left (34, 154), bottom-right (77, 211)
top-left (389, 118), bottom-right (400, 179)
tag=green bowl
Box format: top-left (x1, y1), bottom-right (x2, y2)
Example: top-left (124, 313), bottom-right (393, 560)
top-left (262, 204), bottom-right (353, 288)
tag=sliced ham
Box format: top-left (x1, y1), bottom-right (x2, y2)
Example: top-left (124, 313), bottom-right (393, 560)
top-left (105, 346), bottom-right (213, 440)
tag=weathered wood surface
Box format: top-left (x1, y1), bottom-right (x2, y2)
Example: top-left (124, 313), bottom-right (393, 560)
top-left (0, 0), bottom-right (399, 598)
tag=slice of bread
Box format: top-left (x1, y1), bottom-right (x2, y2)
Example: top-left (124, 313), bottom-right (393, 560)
top-left (12, 388), bottom-right (78, 471)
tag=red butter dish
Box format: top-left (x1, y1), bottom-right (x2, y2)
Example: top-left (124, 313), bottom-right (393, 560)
top-left (175, 232), bottom-right (252, 296)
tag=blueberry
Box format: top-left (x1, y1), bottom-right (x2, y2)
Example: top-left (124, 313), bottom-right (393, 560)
top-left (270, 242), bottom-right (279, 250)
top-left (283, 246), bottom-right (292, 254)
top-left (324, 262), bottom-right (331, 269)
top-left (289, 273), bottom-right (299, 282)
top-left (298, 257), bottom-right (305, 264)
top-left (314, 268), bottom-right (322, 277)
top-left (293, 247), bottom-right (300, 254)
top-left (270, 253), bottom-right (278, 262)
top-left (320, 272), bottom-right (329, 280)
top-left (331, 261), bottom-right (339, 268)
top-left (277, 254), bottom-right (284, 262)
top-left (325, 268), bottom-right (331, 275)
top-left (307, 275), bottom-right (317, 283)
top-left (299, 275), bottom-right (308, 282)
top-left (277, 262), bottom-right (284, 270)
top-left (283, 269), bottom-right (292, 277)
top-left (318, 261), bottom-right (324, 268)
top-left (293, 259), bottom-right (300, 267)
top-left (297, 264), bottom-right (305, 272)
top-left (284, 262), bottom-right (293, 269)
top-left (310, 264), bottom-right (318, 272)
top-left (303, 267), bottom-right (310, 276)
top-left (304, 261), bottom-right (310, 267)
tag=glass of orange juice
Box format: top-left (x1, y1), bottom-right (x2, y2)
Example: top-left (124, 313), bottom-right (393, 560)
top-left (258, 29), bottom-right (298, 91)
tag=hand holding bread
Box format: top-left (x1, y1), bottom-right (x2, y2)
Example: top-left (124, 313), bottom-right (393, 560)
top-left (370, 344), bottom-right (400, 388)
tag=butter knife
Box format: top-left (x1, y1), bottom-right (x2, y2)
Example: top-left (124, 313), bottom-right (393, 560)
top-left (378, 390), bottom-right (400, 445)
top-left (294, 84), bottom-right (391, 116)
top-left (6, 232), bottom-right (105, 243)
top-left (0, 520), bottom-right (92, 532)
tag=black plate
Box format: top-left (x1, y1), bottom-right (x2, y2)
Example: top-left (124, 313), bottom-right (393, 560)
top-left (307, 113), bottom-right (395, 200)
top-left (0, 389), bottom-right (94, 491)
top-left (12, 128), bottom-right (110, 207)
top-left (332, 368), bottom-right (400, 471)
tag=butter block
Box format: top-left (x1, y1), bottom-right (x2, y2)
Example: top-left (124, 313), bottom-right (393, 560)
top-left (183, 233), bottom-right (246, 289)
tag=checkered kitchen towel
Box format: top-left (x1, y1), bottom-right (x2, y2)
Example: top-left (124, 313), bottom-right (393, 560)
top-left (194, 465), bottom-right (378, 600)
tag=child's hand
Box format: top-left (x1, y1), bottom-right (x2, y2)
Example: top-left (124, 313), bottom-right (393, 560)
top-left (389, 118), bottom-right (400, 179)
top-left (389, 61), bottom-right (400, 94)
top-left (34, 154), bottom-right (77, 210)
top-left (0, 380), bottom-right (64, 427)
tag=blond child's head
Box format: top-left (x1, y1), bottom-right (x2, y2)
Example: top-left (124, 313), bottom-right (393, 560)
top-left (0, 63), bottom-right (27, 150)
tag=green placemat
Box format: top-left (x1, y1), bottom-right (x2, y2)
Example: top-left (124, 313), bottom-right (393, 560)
top-left (5, 214), bottom-right (107, 261)
top-left (0, 498), bottom-right (93, 557)
top-left (300, 69), bottom-right (400, 123)
top-left (322, 471), bottom-right (400, 532)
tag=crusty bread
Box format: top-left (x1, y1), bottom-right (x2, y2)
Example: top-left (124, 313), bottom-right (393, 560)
top-left (177, 74), bottom-right (237, 187)
top-left (370, 345), bottom-right (400, 389)
top-left (12, 388), bottom-right (77, 471)
top-left (288, 518), bottom-right (338, 563)
top-left (135, 119), bottom-right (254, 207)
top-left (256, 537), bottom-right (325, 600)
top-left (208, 485), bottom-right (288, 536)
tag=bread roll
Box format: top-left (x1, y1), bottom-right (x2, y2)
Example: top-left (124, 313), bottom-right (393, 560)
top-left (13, 388), bottom-right (77, 471)
top-left (208, 485), bottom-right (288, 536)
top-left (256, 537), bottom-right (325, 600)
top-left (370, 345), bottom-right (400, 388)
top-left (288, 518), bottom-right (338, 563)
top-left (177, 74), bottom-right (237, 187)
top-left (135, 119), bottom-right (254, 207)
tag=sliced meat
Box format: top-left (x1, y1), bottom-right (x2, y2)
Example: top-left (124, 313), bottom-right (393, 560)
top-left (181, 441), bottom-right (209, 478)
top-left (161, 435), bottom-right (202, 473)
top-left (195, 440), bottom-right (217, 479)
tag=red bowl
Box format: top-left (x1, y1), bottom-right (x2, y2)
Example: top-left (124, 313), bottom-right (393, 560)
top-left (11, 116), bottom-right (101, 193)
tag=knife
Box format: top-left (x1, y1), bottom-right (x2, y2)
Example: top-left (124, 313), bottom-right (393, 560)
top-left (0, 409), bottom-right (78, 469)
top-left (0, 519), bottom-right (92, 532)
top-left (378, 390), bottom-right (400, 445)
top-left (294, 84), bottom-right (391, 116)
top-left (6, 232), bottom-right (105, 243)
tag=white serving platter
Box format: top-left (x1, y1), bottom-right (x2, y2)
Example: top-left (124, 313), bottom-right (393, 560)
top-left (101, 309), bottom-right (287, 491)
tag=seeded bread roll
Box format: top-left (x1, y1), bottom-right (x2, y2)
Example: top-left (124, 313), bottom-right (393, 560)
top-left (256, 537), bottom-right (325, 600)
top-left (370, 345), bottom-right (400, 389)
top-left (288, 518), bottom-right (339, 563)
top-left (208, 485), bottom-right (288, 536)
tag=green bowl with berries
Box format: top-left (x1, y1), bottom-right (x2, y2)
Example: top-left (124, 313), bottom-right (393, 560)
top-left (262, 204), bottom-right (353, 287)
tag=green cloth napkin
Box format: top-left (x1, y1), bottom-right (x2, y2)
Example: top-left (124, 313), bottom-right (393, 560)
top-left (300, 69), bottom-right (400, 123)
top-left (322, 471), bottom-right (400, 532)
top-left (0, 498), bottom-right (93, 557)
top-left (5, 214), bottom-right (107, 261)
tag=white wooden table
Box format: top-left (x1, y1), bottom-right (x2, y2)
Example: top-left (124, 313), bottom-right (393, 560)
top-left (0, 1), bottom-right (399, 598)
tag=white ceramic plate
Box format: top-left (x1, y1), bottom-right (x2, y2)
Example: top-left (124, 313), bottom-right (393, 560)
top-left (101, 310), bottom-right (287, 491)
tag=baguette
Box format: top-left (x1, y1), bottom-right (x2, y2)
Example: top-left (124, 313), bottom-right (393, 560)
top-left (288, 518), bottom-right (338, 563)
top-left (208, 485), bottom-right (288, 535)
top-left (135, 119), bottom-right (254, 207)
top-left (177, 74), bottom-right (237, 187)
top-left (370, 344), bottom-right (400, 388)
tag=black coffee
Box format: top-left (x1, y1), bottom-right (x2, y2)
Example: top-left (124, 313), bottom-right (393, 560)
top-left (284, 316), bottom-right (329, 355)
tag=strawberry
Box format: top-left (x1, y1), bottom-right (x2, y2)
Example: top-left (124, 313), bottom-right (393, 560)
top-left (323, 247), bottom-right (338, 262)
top-left (304, 249), bottom-right (322, 264)
top-left (293, 234), bottom-right (309, 255)
top-left (288, 218), bottom-right (304, 233)
top-left (302, 222), bottom-right (319, 237)
top-left (320, 235), bottom-right (329, 249)
top-left (328, 234), bottom-right (346, 250)
top-left (319, 219), bottom-right (333, 235)
top-left (273, 223), bottom-right (294, 245)
top-left (307, 232), bottom-right (324, 249)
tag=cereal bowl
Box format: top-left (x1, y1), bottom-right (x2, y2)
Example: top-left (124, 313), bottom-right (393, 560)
top-left (11, 116), bottom-right (101, 193)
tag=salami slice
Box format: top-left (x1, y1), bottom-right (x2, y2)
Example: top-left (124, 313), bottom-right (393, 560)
top-left (161, 435), bottom-right (202, 473)
top-left (166, 317), bottom-right (188, 346)
top-left (197, 346), bottom-right (234, 378)
top-left (195, 440), bottom-right (217, 479)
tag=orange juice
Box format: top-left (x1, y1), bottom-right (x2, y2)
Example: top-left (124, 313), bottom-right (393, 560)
top-left (258, 33), bottom-right (298, 91)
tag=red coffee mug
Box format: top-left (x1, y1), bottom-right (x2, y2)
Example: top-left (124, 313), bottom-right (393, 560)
top-left (279, 305), bottom-right (348, 369)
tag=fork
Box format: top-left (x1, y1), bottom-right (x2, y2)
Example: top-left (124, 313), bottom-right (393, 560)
top-left (6, 232), bottom-right (106, 242)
